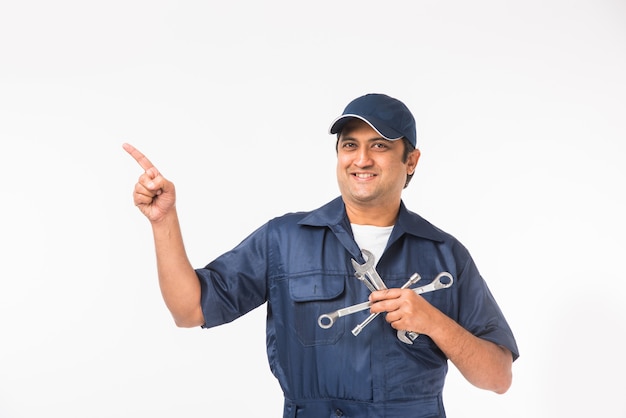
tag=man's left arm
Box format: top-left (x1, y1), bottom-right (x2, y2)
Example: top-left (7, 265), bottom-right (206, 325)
top-left (423, 306), bottom-right (513, 394)
top-left (369, 289), bottom-right (513, 394)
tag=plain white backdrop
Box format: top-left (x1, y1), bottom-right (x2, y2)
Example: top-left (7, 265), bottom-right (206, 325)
top-left (1, 1), bottom-right (625, 417)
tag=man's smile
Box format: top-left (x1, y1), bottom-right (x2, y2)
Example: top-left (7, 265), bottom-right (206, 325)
top-left (353, 173), bottom-right (376, 179)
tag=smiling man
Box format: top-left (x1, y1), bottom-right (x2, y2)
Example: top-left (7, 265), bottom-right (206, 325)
top-left (335, 118), bottom-right (419, 225)
top-left (125, 93), bottom-right (519, 417)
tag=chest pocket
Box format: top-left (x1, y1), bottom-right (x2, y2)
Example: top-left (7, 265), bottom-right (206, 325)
top-left (290, 274), bottom-right (345, 346)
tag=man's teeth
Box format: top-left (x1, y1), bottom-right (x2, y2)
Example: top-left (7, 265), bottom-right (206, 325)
top-left (355, 173), bottom-right (374, 178)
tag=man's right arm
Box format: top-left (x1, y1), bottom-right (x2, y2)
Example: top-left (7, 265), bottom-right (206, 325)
top-left (151, 208), bottom-right (205, 327)
top-left (123, 143), bottom-right (205, 328)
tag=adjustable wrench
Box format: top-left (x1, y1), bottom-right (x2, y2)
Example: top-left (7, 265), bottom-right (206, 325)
top-left (351, 249), bottom-right (387, 291)
top-left (318, 249), bottom-right (390, 329)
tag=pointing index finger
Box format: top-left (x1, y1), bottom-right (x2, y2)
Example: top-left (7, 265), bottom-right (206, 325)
top-left (122, 143), bottom-right (156, 172)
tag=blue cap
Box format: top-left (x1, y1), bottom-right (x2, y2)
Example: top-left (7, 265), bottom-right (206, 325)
top-left (329, 93), bottom-right (418, 148)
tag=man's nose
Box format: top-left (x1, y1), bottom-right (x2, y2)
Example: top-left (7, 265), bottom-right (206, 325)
top-left (354, 148), bottom-right (374, 167)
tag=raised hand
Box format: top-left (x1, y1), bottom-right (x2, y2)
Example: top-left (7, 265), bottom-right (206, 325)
top-left (123, 143), bottom-right (176, 223)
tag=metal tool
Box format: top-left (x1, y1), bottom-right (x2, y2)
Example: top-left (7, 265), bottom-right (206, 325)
top-left (351, 249), bottom-right (387, 291)
top-left (320, 248), bottom-right (455, 344)
top-left (318, 300), bottom-right (374, 329)
top-left (396, 272), bottom-right (454, 344)
top-left (318, 273), bottom-right (421, 330)
top-left (351, 273), bottom-right (421, 336)
top-left (318, 271), bottom-right (453, 337)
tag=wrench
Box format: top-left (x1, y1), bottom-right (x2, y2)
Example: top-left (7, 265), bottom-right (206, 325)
top-left (318, 249), bottom-right (393, 329)
top-left (351, 273), bottom-right (421, 336)
top-left (318, 273), bottom-right (421, 330)
top-left (351, 249), bottom-right (387, 291)
top-left (318, 299), bottom-right (374, 329)
top-left (396, 272), bottom-right (454, 344)
top-left (318, 271), bottom-right (454, 340)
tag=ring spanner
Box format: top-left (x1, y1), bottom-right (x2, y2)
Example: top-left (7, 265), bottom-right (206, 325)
top-left (318, 272), bottom-right (453, 331)
top-left (396, 271), bottom-right (454, 344)
top-left (317, 273), bottom-right (420, 330)
top-left (351, 273), bottom-right (421, 336)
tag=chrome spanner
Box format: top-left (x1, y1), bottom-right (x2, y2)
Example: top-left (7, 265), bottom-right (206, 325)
top-left (318, 249), bottom-right (390, 329)
top-left (351, 273), bottom-right (421, 336)
top-left (351, 249), bottom-right (387, 291)
top-left (397, 272), bottom-right (454, 344)
top-left (318, 299), bottom-right (373, 329)
top-left (318, 272), bottom-right (453, 335)
top-left (317, 273), bottom-right (421, 330)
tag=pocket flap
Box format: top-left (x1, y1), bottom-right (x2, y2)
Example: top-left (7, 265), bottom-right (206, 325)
top-left (289, 274), bottom-right (344, 302)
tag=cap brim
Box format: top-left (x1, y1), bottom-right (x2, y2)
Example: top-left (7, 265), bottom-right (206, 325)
top-left (328, 114), bottom-right (403, 141)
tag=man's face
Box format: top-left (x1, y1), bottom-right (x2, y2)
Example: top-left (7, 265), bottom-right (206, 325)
top-left (336, 119), bottom-right (419, 218)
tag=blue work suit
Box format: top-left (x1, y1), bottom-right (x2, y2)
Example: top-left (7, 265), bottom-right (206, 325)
top-left (197, 197), bottom-right (519, 418)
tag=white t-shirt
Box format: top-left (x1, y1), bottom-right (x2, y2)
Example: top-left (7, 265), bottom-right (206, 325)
top-left (350, 223), bottom-right (394, 266)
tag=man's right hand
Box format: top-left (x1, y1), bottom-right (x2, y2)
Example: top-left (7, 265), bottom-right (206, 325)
top-left (123, 143), bottom-right (176, 223)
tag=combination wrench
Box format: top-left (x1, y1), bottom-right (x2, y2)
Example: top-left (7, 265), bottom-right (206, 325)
top-left (396, 271), bottom-right (454, 344)
top-left (318, 273), bottom-right (420, 330)
top-left (351, 273), bottom-right (421, 336)
top-left (318, 272), bottom-right (453, 337)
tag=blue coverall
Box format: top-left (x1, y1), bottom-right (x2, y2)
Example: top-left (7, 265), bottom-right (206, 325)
top-left (197, 197), bottom-right (519, 417)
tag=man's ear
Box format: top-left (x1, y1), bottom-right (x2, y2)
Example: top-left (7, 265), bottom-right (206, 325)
top-left (408, 149), bottom-right (421, 174)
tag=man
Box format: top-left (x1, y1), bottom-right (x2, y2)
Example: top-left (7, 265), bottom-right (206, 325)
top-left (124, 93), bottom-right (519, 417)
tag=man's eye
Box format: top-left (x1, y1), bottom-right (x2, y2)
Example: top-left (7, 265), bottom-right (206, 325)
top-left (373, 142), bottom-right (388, 149)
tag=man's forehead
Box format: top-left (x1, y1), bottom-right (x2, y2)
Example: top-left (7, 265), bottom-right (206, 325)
top-left (338, 119), bottom-right (384, 139)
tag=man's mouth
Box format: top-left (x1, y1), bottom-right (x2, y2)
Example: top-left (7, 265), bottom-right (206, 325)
top-left (353, 173), bottom-right (375, 179)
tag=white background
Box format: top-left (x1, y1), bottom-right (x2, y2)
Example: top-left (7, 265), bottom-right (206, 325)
top-left (1, 1), bottom-right (625, 417)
